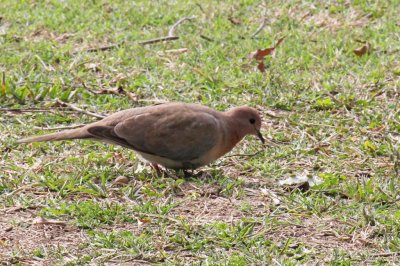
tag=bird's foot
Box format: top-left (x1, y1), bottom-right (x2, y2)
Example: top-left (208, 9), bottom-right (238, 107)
top-left (150, 163), bottom-right (162, 174)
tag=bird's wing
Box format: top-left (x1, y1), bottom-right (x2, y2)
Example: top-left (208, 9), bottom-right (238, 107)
top-left (88, 107), bottom-right (220, 162)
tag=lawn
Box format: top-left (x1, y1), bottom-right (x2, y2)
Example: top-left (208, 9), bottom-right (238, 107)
top-left (1, 0), bottom-right (399, 265)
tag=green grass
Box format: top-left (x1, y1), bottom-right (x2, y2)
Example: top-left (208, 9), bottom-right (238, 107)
top-left (1, 0), bottom-right (400, 264)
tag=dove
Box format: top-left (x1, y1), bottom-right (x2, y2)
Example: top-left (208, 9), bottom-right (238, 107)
top-left (17, 102), bottom-right (264, 170)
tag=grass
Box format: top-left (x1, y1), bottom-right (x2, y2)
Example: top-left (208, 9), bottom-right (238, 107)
top-left (1, 0), bottom-right (399, 264)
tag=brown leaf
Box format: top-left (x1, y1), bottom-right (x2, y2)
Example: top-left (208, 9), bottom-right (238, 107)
top-left (249, 37), bottom-right (285, 73)
top-left (228, 17), bottom-right (242, 25)
top-left (250, 47), bottom-right (275, 61)
top-left (1, 72), bottom-right (5, 95)
top-left (257, 61), bottom-right (266, 73)
top-left (113, 175), bottom-right (129, 185)
top-left (353, 43), bottom-right (370, 56)
top-left (84, 62), bottom-right (101, 72)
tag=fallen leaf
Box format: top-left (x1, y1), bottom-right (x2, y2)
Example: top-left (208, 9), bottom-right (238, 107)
top-left (260, 188), bottom-right (281, 205)
top-left (84, 62), bottom-right (101, 71)
top-left (249, 37), bottom-right (285, 72)
top-left (249, 47), bottom-right (275, 61)
top-left (137, 217), bottom-right (151, 228)
top-left (257, 61), bottom-right (266, 72)
top-left (32, 216), bottom-right (67, 226)
top-left (113, 152), bottom-right (124, 161)
top-left (1, 72), bottom-right (5, 95)
top-left (279, 172), bottom-right (322, 192)
top-left (113, 175), bottom-right (129, 185)
top-left (228, 17), bottom-right (242, 25)
top-left (279, 174), bottom-right (322, 186)
top-left (353, 43), bottom-right (370, 56)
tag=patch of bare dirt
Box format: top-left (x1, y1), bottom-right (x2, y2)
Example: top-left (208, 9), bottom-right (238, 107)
top-left (0, 208), bottom-right (83, 264)
top-left (29, 28), bottom-right (74, 43)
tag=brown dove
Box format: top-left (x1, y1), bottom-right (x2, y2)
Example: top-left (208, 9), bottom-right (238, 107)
top-left (17, 102), bottom-right (264, 170)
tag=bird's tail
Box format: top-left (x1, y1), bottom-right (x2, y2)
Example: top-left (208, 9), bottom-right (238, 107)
top-left (16, 127), bottom-right (91, 143)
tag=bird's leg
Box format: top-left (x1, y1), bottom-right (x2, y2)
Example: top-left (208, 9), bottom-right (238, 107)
top-left (150, 163), bottom-right (162, 174)
top-left (183, 169), bottom-right (194, 178)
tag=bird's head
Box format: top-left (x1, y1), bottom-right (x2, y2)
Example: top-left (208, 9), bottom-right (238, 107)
top-left (226, 106), bottom-right (265, 144)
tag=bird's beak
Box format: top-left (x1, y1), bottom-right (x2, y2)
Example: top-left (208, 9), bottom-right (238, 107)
top-left (256, 130), bottom-right (265, 144)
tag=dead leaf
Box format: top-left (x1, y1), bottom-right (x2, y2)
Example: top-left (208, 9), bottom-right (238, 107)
top-left (353, 43), bottom-right (370, 56)
top-left (279, 172), bottom-right (322, 192)
top-left (137, 217), bottom-right (151, 228)
top-left (260, 188), bottom-right (281, 205)
top-left (249, 47), bottom-right (275, 61)
top-left (1, 72), bottom-right (5, 95)
top-left (257, 61), bottom-right (266, 72)
top-left (84, 62), bottom-right (101, 72)
top-left (228, 17), bottom-right (242, 25)
top-left (249, 37), bottom-right (285, 72)
top-left (113, 175), bottom-right (129, 185)
top-left (113, 152), bottom-right (124, 161)
top-left (32, 216), bottom-right (67, 226)
top-left (279, 174), bottom-right (322, 186)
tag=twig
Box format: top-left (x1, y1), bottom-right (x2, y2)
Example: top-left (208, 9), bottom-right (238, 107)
top-left (168, 16), bottom-right (196, 37)
top-left (0, 107), bottom-right (61, 113)
top-left (55, 99), bottom-right (106, 119)
top-left (369, 252), bottom-right (400, 257)
top-left (84, 15), bottom-right (195, 53)
top-left (84, 36), bottom-right (179, 53)
top-left (251, 18), bottom-right (267, 38)
top-left (138, 36), bottom-right (179, 45)
top-left (158, 48), bottom-right (189, 54)
top-left (200, 34), bottom-right (214, 42)
top-left (85, 36), bottom-right (180, 52)
top-left (85, 42), bottom-right (123, 52)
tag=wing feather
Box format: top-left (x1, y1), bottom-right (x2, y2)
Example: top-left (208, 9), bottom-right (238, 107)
top-left (114, 108), bottom-right (220, 161)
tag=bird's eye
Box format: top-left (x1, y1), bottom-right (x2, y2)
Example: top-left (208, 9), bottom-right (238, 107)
top-left (249, 118), bottom-right (256, 124)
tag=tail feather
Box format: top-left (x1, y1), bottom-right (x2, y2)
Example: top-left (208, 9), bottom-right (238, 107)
top-left (17, 127), bottom-right (91, 143)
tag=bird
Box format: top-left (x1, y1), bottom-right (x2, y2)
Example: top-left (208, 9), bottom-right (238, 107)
top-left (17, 102), bottom-right (264, 170)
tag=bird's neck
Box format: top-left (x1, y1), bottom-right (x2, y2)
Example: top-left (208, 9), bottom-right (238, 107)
top-left (219, 115), bottom-right (247, 156)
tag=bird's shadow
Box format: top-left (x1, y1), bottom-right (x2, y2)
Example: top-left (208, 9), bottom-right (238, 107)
top-left (150, 168), bottom-right (223, 182)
